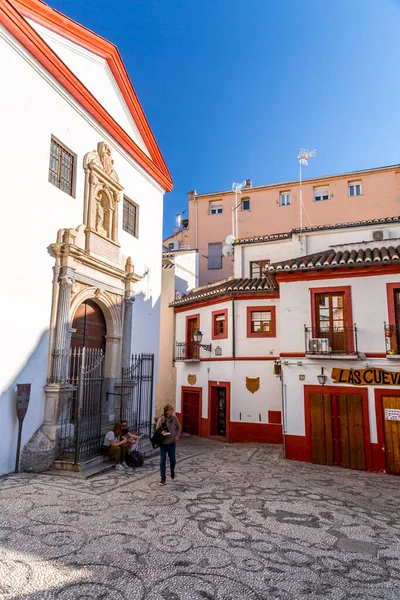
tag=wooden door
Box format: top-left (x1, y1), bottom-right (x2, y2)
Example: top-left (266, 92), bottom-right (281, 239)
top-left (309, 392), bottom-right (365, 470)
top-left (71, 300), bottom-right (106, 351)
top-left (315, 293), bottom-right (346, 352)
top-left (186, 317), bottom-right (199, 360)
top-left (382, 396), bottom-right (400, 475)
top-left (182, 391), bottom-right (200, 435)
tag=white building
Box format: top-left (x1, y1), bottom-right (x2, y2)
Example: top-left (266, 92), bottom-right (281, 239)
top-left (0, 0), bottom-right (172, 474)
top-left (172, 217), bottom-right (400, 475)
top-left (270, 240), bottom-right (400, 476)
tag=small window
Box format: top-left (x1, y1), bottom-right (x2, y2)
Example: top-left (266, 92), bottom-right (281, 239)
top-left (247, 306), bottom-right (276, 337)
top-left (348, 181), bottom-right (362, 196)
top-left (48, 136), bottom-right (75, 196)
top-left (212, 309), bottom-right (228, 339)
top-left (314, 186), bottom-right (330, 202)
top-left (208, 242), bottom-right (222, 269)
top-left (242, 198), bottom-right (250, 210)
top-left (210, 201), bottom-right (223, 215)
top-left (280, 192), bottom-right (291, 206)
top-left (123, 197), bottom-right (139, 237)
top-left (250, 260), bottom-right (270, 278)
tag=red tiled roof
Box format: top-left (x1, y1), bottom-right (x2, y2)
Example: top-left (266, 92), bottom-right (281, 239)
top-left (268, 244), bottom-right (400, 273)
top-left (171, 276), bottom-right (278, 306)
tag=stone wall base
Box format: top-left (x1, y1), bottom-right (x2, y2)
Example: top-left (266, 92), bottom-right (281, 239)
top-left (20, 427), bottom-right (56, 472)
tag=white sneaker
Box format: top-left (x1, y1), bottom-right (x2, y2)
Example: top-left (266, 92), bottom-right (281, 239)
top-left (115, 464), bottom-right (125, 471)
top-left (121, 462), bottom-right (129, 469)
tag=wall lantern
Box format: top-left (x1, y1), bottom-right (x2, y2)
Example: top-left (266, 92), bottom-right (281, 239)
top-left (317, 366), bottom-right (327, 386)
top-left (192, 329), bottom-right (212, 352)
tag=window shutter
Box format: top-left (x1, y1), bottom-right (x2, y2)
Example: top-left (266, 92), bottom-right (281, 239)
top-left (208, 243), bottom-right (222, 269)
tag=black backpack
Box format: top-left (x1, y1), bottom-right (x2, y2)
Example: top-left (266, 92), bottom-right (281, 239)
top-left (126, 451), bottom-right (144, 468)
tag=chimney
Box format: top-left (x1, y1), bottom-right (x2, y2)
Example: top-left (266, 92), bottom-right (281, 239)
top-left (245, 179), bottom-right (252, 188)
top-left (187, 190), bottom-right (197, 201)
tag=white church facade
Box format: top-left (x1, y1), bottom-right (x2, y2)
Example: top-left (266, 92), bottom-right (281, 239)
top-left (0, 0), bottom-right (172, 475)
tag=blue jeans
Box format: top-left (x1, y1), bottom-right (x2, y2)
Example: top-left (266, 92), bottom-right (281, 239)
top-left (160, 442), bottom-right (176, 480)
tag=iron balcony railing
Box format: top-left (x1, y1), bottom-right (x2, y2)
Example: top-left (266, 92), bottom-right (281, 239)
top-left (175, 341), bottom-right (200, 361)
top-left (384, 323), bottom-right (400, 355)
top-left (304, 325), bottom-right (358, 356)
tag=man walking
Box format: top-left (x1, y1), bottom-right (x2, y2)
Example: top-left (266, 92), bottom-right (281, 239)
top-left (156, 404), bottom-right (181, 486)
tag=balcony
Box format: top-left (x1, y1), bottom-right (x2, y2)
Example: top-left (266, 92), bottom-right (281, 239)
top-left (384, 323), bottom-right (400, 357)
top-left (175, 342), bottom-right (200, 362)
top-left (304, 326), bottom-right (358, 358)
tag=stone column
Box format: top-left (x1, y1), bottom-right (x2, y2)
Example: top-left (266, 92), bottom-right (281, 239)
top-left (51, 267), bottom-right (75, 382)
top-left (121, 292), bottom-right (134, 369)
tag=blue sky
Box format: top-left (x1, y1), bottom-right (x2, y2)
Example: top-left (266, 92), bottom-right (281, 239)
top-left (50, 0), bottom-right (400, 237)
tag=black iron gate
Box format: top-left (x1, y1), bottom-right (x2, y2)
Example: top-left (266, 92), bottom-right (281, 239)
top-left (57, 347), bottom-right (105, 463)
top-left (56, 350), bottom-right (154, 463)
top-left (116, 354), bottom-right (154, 438)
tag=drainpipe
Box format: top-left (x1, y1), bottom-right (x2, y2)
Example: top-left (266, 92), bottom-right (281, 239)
top-left (231, 293), bottom-right (235, 358)
top-left (280, 363), bottom-right (287, 459)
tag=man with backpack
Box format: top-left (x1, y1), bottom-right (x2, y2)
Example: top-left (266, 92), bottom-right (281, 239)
top-left (156, 404), bottom-right (181, 486)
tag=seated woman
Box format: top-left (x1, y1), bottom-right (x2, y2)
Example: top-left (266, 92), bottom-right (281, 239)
top-left (102, 423), bottom-right (129, 471)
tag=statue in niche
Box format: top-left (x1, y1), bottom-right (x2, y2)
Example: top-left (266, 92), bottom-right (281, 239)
top-left (96, 199), bottom-right (106, 236)
top-left (98, 142), bottom-right (114, 175)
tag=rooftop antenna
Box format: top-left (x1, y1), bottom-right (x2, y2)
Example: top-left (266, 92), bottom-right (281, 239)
top-left (232, 180), bottom-right (246, 240)
top-left (297, 148), bottom-right (316, 255)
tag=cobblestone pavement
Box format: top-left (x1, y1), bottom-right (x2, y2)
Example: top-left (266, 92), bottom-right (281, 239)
top-left (1, 437), bottom-right (400, 600)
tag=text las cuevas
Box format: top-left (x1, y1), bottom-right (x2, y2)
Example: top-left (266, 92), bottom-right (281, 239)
top-left (331, 368), bottom-right (400, 386)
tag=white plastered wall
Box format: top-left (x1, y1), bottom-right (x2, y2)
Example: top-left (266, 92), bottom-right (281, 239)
top-left (0, 26), bottom-right (165, 474)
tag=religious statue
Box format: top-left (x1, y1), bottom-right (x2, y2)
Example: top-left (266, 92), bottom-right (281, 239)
top-left (98, 142), bottom-right (113, 175)
top-left (96, 200), bottom-right (106, 234)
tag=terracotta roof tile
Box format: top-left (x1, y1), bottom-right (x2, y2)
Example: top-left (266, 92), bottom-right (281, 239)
top-left (170, 275), bottom-right (278, 307)
top-left (268, 244), bottom-right (400, 273)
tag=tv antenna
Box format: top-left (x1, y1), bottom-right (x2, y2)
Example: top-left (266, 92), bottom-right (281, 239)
top-left (297, 148), bottom-right (316, 255)
top-left (231, 180), bottom-right (246, 240)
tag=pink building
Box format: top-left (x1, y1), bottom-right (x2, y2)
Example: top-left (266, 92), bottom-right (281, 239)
top-left (166, 164), bottom-right (400, 286)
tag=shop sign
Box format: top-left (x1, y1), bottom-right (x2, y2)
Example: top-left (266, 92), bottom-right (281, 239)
top-left (332, 368), bottom-right (400, 386)
top-left (16, 384), bottom-right (31, 421)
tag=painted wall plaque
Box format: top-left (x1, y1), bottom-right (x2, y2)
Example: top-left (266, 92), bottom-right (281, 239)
top-left (246, 377), bottom-right (260, 394)
top-left (187, 374), bottom-right (197, 386)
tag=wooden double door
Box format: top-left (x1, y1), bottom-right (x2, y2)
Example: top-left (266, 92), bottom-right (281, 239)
top-left (382, 396), bottom-right (400, 475)
top-left (309, 392), bottom-right (366, 470)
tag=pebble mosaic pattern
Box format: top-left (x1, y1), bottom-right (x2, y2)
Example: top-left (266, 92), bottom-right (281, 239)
top-left (0, 437), bottom-right (399, 599)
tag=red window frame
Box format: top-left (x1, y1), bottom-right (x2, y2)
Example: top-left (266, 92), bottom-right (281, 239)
top-left (212, 308), bottom-right (228, 340)
top-left (310, 286), bottom-right (354, 352)
top-left (247, 305), bottom-right (276, 338)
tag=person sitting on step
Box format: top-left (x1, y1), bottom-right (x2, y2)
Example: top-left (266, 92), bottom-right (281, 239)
top-left (120, 420), bottom-right (142, 451)
top-left (102, 423), bottom-right (129, 471)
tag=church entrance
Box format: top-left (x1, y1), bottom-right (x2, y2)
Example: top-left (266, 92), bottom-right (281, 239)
top-left (71, 299), bottom-right (106, 351)
top-left (58, 300), bottom-right (107, 464)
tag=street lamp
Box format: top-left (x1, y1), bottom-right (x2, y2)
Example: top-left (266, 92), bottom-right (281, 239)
top-left (317, 367), bottom-right (327, 386)
top-left (192, 329), bottom-right (212, 352)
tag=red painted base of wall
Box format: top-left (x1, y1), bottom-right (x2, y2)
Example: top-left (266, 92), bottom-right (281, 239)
top-left (371, 443), bottom-right (386, 473)
top-left (285, 435), bottom-right (309, 463)
top-left (230, 422), bottom-right (283, 444)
